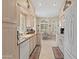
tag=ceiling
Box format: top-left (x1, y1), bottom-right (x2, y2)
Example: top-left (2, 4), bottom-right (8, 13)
top-left (31, 0), bottom-right (65, 17)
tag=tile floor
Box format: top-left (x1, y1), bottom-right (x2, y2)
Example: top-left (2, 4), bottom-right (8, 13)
top-left (30, 34), bottom-right (58, 59)
top-left (39, 39), bottom-right (58, 59)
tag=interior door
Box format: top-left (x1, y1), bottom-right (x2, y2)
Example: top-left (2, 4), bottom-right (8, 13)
top-left (41, 23), bottom-right (49, 33)
top-left (40, 23), bottom-right (51, 39)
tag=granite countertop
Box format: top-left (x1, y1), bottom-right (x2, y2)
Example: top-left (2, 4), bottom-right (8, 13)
top-left (18, 33), bottom-right (36, 44)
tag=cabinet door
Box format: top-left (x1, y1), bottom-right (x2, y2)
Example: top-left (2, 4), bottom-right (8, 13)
top-left (29, 36), bottom-right (36, 55)
top-left (29, 38), bottom-right (33, 55)
top-left (36, 34), bottom-right (41, 45)
top-left (29, 38), bottom-right (34, 55)
top-left (20, 40), bottom-right (29, 59)
top-left (33, 36), bottom-right (36, 48)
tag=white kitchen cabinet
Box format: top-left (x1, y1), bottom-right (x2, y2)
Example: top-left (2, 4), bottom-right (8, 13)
top-left (58, 34), bottom-right (64, 53)
top-left (36, 33), bottom-right (41, 46)
top-left (29, 38), bottom-right (33, 55)
top-left (20, 39), bottom-right (29, 59)
top-left (29, 35), bottom-right (36, 55)
top-left (19, 34), bottom-right (37, 59)
top-left (64, 0), bottom-right (77, 59)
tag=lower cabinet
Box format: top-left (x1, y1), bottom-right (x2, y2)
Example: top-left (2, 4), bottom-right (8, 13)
top-left (36, 33), bottom-right (41, 45)
top-left (20, 39), bottom-right (29, 59)
top-left (20, 35), bottom-right (37, 59)
top-left (29, 36), bottom-right (36, 55)
top-left (29, 38), bottom-right (33, 55)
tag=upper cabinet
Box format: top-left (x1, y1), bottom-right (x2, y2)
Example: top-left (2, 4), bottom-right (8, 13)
top-left (16, 0), bottom-right (36, 33)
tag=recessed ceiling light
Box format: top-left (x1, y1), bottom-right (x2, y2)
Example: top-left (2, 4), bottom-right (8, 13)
top-left (39, 3), bottom-right (42, 6)
top-left (53, 3), bottom-right (56, 6)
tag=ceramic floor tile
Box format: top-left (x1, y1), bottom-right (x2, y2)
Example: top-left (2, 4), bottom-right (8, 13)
top-left (39, 39), bottom-right (57, 59)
